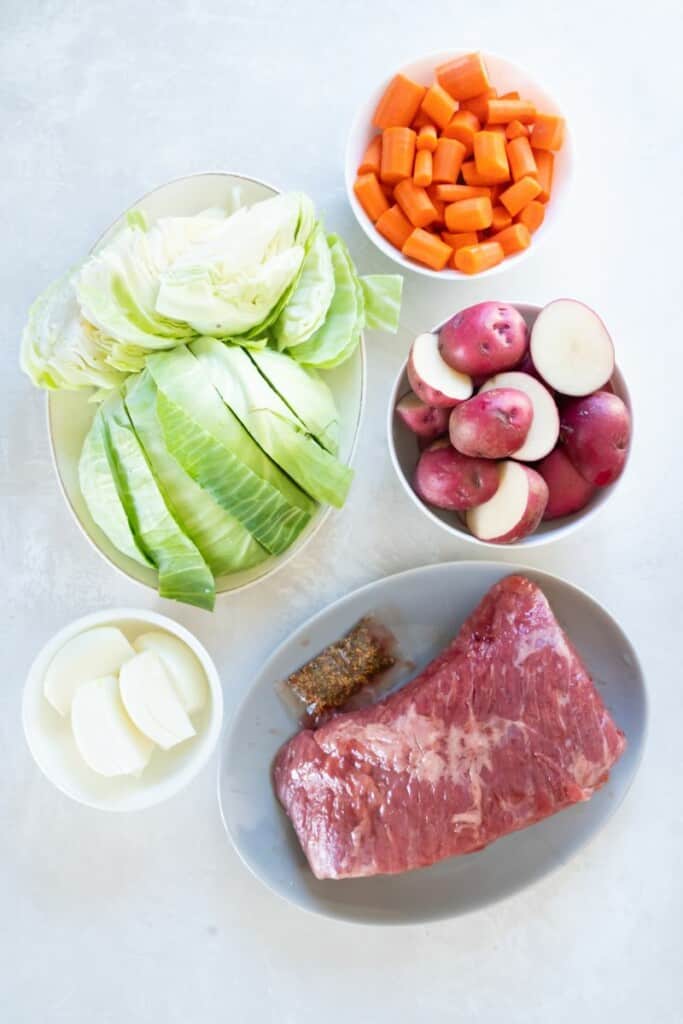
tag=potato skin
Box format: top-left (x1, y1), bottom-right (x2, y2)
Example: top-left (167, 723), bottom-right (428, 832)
top-left (438, 302), bottom-right (528, 377)
top-left (449, 387), bottom-right (532, 459)
top-left (413, 444), bottom-right (500, 511)
top-left (536, 447), bottom-right (596, 520)
top-left (395, 394), bottom-right (451, 442)
top-left (560, 391), bottom-right (631, 486)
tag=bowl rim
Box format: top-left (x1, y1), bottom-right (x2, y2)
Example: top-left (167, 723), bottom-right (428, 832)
top-left (46, 170), bottom-right (367, 600)
top-left (344, 48), bottom-right (573, 281)
top-left (387, 301), bottom-right (633, 549)
top-left (22, 606), bottom-right (224, 812)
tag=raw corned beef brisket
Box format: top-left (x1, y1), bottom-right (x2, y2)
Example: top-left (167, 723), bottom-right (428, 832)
top-left (273, 575), bottom-right (626, 879)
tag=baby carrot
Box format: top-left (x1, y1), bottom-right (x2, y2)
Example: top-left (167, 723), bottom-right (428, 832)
top-left (460, 88), bottom-right (497, 123)
top-left (413, 149), bottom-right (433, 187)
top-left (499, 175), bottom-right (542, 216)
top-left (441, 230), bottom-right (479, 251)
top-left (490, 222), bottom-right (531, 255)
top-left (505, 119), bottom-right (529, 140)
top-left (532, 114), bottom-right (565, 151)
top-left (532, 149), bottom-right (554, 201)
top-left (358, 136), bottom-right (382, 176)
top-left (491, 204), bottom-right (512, 232)
top-left (394, 178), bottom-right (438, 228)
top-left (461, 160), bottom-right (506, 186)
top-left (420, 82), bottom-right (457, 130)
top-left (442, 110), bottom-right (480, 154)
top-left (430, 183), bottom-right (490, 202)
top-left (354, 173), bottom-right (390, 222)
top-left (373, 74), bottom-right (426, 129)
top-left (380, 126), bottom-right (416, 184)
top-left (506, 136), bottom-right (537, 181)
top-left (444, 196), bottom-right (493, 232)
top-left (416, 124), bottom-right (438, 152)
top-left (432, 137), bottom-right (466, 184)
top-left (436, 52), bottom-right (490, 100)
top-left (473, 131), bottom-right (510, 182)
top-left (402, 228), bottom-right (452, 271)
top-left (454, 241), bottom-right (504, 274)
top-left (517, 201), bottom-right (545, 233)
top-left (483, 124), bottom-right (507, 137)
top-left (487, 98), bottom-right (536, 124)
top-left (375, 204), bottom-right (414, 249)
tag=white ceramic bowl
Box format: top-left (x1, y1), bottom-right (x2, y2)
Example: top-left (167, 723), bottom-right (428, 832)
top-left (345, 50), bottom-right (572, 280)
top-left (47, 172), bottom-right (365, 598)
top-left (388, 303), bottom-right (632, 549)
top-left (23, 608), bottom-right (223, 811)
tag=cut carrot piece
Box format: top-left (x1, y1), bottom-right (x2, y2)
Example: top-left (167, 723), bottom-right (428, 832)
top-left (491, 205), bottom-right (512, 232)
top-left (461, 160), bottom-right (507, 186)
top-left (375, 203), bottom-right (414, 249)
top-left (487, 98), bottom-right (536, 124)
top-left (532, 113), bottom-right (565, 151)
top-left (454, 241), bottom-right (504, 274)
top-left (373, 74), bottom-right (426, 129)
top-left (441, 230), bottom-right (479, 252)
top-left (517, 200), bottom-right (545, 233)
top-left (416, 124), bottom-right (438, 152)
top-left (353, 173), bottom-right (390, 223)
top-left (394, 178), bottom-right (438, 228)
top-left (430, 183), bottom-right (490, 202)
top-left (483, 124), bottom-right (506, 137)
top-left (411, 108), bottom-right (434, 130)
top-left (432, 137), bottom-right (466, 184)
top-left (380, 126), bottom-right (416, 184)
top-left (444, 196), bottom-right (493, 232)
top-left (499, 175), bottom-right (542, 216)
top-left (420, 82), bottom-right (458, 130)
top-left (460, 88), bottom-right (497, 123)
top-left (506, 136), bottom-right (538, 181)
top-left (491, 222), bottom-right (531, 255)
top-left (473, 131), bottom-right (510, 182)
top-left (442, 110), bottom-right (480, 154)
top-left (532, 149), bottom-right (554, 202)
top-left (499, 90), bottom-right (520, 100)
top-left (505, 119), bottom-right (529, 140)
top-left (436, 52), bottom-right (490, 101)
top-left (402, 228), bottom-right (452, 270)
top-left (413, 149), bottom-right (433, 187)
top-left (358, 135), bottom-right (382, 176)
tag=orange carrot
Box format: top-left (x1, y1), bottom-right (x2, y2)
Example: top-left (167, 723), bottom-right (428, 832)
top-left (373, 74), bottom-right (427, 129)
top-left (489, 183), bottom-right (503, 206)
top-left (416, 124), bottom-right (438, 152)
top-left (394, 178), bottom-right (438, 228)
top-left (441, 230), bottom-right (479, 251)
top-left (442, 110), bottom-right (480, 154)
top-left (353, 173), bottom-right (390, 223)
top-left (436, 52), bottom-right (490, 100)
top-left (473, 131), bottom-right (510, 182)
top-left (487, 98), bottom-right (536, 124)
top-left (375, 203), bottom-right (414, 249)
top-left (413, 149), bottom-right (433, 187)
top-left (358, 135), bottom-right (382, 176)
top-left (432, 137), bottom-right (466, 184)
top-left (483, 124), bottom-right (507, 137)
top-left (430, 183), bottom-right (490, 202)
top-left (411, 108), bottom-right (434, 130)
top-left (491, 204), bottom-right (512, 232)
top-left (460, 88), bottom-right (497, 123)
top-left (380, 182), bottom-right (395, 200)
top-left (505, 119), bottom-right (529, 140)
top-left (499, 175), bottom-right (542, 216)
top-left (490, 222), bottom-right (531, 255)
top-left (380, 126), bottom-right (416, 184)
top-left (499, 90), bottom-right (520, 100)
top-left (420, 82), bottom-right (457, 130)
top-left (454, 241), bottom-right (504, 274)
top-left (431, 197), bottom-right (446, 226)
top-left (444, 196), bottom-right (493, 232)
top-left (532, 114), bottom-right (565, 151)
top-left (461, 160), bottom-right (507, 186)
top-left (402, 228), bottom-right (452, 270)
top-left (532, 149), bottom-right (554, 201)
top-left (506, 136), bottom-right (538, 181)
top-left (517, 200), bottom-right (545, 233)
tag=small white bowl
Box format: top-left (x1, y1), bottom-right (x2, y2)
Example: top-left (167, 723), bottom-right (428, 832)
top-left (23, 608), bottom-right (223, 811)
top-left (388, 303), bottom-right (632, 549)
top-left (345, 50), bottom-right (572, 280)
top-left (47, 172), bottom-right (365, 599)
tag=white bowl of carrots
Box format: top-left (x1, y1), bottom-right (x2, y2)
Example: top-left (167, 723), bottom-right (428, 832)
top-left (346, 51), bottom-right (572, 278)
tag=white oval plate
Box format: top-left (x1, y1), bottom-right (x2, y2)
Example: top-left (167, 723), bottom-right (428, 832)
top-left (218, 561), bottom-right (646, 924)
top-left (48, 172), bottom-right (365, 598)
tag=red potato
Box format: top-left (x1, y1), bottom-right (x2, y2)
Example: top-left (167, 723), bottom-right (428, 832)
top-left (560, 391), bottom-right (631, 486)
top-left (530, 299), bottom-right (615, 396)
top-left (479, 371), bottom-right (559, 461)
top-left (413, 443), bottom-right (500, 511)
top-left (536, 447), bottom-right (597, 520)
top-left (438, 302), bottom-right (528, 376)
top-left (449, 387), bottom-right (533, 458)
top-left (466, 461), bottom-right (548, 543)
top-left (407, 332), bottom-right (473, 408)
top-left (395, 392), bottom-right (451, 442)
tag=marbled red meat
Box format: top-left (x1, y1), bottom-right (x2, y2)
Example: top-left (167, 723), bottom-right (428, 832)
top-left (273, 575), bottom-right (626, 879)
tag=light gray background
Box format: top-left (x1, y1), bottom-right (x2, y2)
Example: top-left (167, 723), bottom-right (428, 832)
top-left (2, 1), bottom-right (681, 1021)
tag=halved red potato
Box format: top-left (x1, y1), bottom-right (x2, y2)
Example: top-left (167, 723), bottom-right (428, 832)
top-left (536, 447), bottom-right (597, 520)
top-left (479, 371), bottom-right (559, 461)
top-left (395, 393), bottom-right (451, 442)
top-left (407, 332), bottom-right (473, 408)
top-left (413, 443), bottom-right (500, 511)
top-left (466, 461), bottom-right (548, 543)
top-left (530, 299), bottom-right (615, 396)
